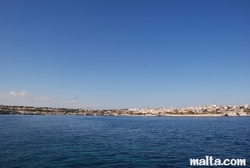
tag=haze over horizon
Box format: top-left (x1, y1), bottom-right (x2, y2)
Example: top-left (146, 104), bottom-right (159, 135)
top-left (1, 0), bottom-right (249, 109)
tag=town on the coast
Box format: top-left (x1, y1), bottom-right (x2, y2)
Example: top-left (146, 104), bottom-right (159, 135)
top-left (0, 104), bottom-right (250, 116)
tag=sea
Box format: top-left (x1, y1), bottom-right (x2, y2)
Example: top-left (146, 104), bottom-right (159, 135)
top-left (0, 115), bottom-right (249, 168)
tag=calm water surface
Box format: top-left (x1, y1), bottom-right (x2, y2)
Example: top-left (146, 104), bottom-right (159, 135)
top-left (0, 115), bottom-right (249, 167)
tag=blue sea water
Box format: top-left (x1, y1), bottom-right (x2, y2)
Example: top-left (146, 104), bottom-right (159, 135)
top-left (0, 115), bottom-right (249, 167)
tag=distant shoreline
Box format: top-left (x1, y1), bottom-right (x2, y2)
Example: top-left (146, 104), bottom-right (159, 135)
top-left (0, 112), bottom-right (250, 117)
top-left (1, 104), bottom-right (250, 117)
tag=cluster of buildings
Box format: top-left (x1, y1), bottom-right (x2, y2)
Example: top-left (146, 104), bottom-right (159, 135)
top-left (127, 104), bottom-right (250, 116)
top-left (0, 104), bottom-right (250, 116)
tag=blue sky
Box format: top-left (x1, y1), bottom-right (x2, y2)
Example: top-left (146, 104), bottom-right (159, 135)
top-left (0, 0), bottom-right (249, 109)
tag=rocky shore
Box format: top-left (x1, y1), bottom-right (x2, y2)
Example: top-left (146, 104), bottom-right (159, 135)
top-left (1, 104), bottom-right (250, 116)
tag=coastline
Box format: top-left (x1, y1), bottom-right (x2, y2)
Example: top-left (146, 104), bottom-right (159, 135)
top-left (0, 112), bottom-right (250, 117)
top-left (1, 104), bottom-right (250, 117)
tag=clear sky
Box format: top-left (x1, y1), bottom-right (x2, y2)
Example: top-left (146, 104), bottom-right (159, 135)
top-left (0, 0), bottom-right (249, 109)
